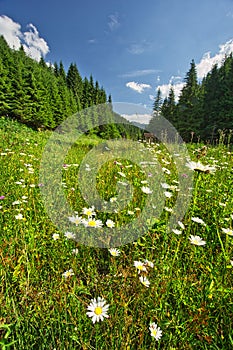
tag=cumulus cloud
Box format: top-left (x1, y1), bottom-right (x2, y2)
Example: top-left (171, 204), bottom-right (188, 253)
top-left (0, 15), bottom-right (22, 49)
top-left (119, 69), bottom-right (161, 78)
top-left (157, 38), bottom-right (233, 101)
top-left (121, 113), bottom-right (152, 124)
top-left (126, 81), bottom-right (152, 94)
top-left (0, 15), bottom-right (49, 61)
top-left (108, 13), bottom-right (120, 31)
top-left (196, 39), bottom-right (233, 78)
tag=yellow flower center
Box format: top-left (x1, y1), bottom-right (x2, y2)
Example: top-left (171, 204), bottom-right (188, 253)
top-left (75, 219), bottom-right (81, 225)
top-left (88, 220), bottom-right (96, 227)
top-left (151, 329), bottom-right (157, 337)
top-left (94, 307), bottom-right (102, 315)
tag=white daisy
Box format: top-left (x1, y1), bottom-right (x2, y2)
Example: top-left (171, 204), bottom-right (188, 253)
top-left (109, 248), bottom-right (120, 256)
top-left (106, 219), bottom-right (115, 228)
top-left (62, 269), bottom-right (74, 278)
top-left (83, 218), bottom-right (103, 228)
top-left (82, 206), bottom-right (96, 217)
top-left (164, 191), bottom-right (172, 198)
top-left (144, 260), bottom-right (154, 268)
top-left (68, 215), bottom-right (83, 225)
top-left (86, 297), bottom-right (109, 323)
top-left (185, 160), bottom-right (216, 173)
top-left (141, 186), bottom-right (153, 194)
top-left (149, 322), bottom-right (163, 340)
top-left (178, 221), bottom-right (185, 230)
top-left (189, 235), bottom-right (206, 246)
top-left (15, 213), bottom-right (24, 220)
top-left (222, 228), bottom-right (233, 236)
top-left (52, 233), bottom-right (60, 240)
top-left (64, 231), bottom-right (76, 239)
top-left (172, 229), bottom-right (182, 235)
top-left (134, 261), bottom-right (147, 273)
top-left (139, 276), bottom-right (150, 287)
top-left (191, 217), bottom-right (206, 226)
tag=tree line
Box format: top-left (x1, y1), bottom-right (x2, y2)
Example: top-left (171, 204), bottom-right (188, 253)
top-left (149, 57), bottom-right (233, 143)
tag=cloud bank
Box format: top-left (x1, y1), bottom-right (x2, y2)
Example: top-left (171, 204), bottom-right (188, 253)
top-left (126, 81), bottom-right (151, 94)
top-left (0, 15), bottom-right (49, 61)
top-left (157, 38), bottom-right (233, 101)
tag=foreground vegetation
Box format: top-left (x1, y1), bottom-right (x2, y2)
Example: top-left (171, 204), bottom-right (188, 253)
top-left (0, 117), bottom-right (232, 349)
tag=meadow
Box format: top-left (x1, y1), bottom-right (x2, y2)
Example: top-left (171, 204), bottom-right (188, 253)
top-left (0, 116), bottom-right (232, 349)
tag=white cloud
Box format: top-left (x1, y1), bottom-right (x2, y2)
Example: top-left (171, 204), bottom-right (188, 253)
top-left (157, 82), bottom-right (185, 101)
top-left (121, 113), bottom-right (152, 124)
top-left (119, 69), bottom-right (160, 78)
top-left (108, 13), bottom-right (120, 31)
top-left (23, 24), bottom-right (49, 61)
top-left (126, 81), bottom-right (151, 94)
top-left (0, 15), bottom-right (22, 49)
top-left (196, 39), bottom-right (233, 78)
top-left (0, 15), bottom-right (49, 61)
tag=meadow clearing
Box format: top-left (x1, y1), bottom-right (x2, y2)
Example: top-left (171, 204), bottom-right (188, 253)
top-left (0, 116), bottom-right (232, 349)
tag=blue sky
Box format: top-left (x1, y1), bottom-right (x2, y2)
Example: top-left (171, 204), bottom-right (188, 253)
top-left (1, 0), bottom-right (233, 114)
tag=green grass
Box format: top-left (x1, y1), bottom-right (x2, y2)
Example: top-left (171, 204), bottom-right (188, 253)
top-left (0, 116), bottom-right (232, 349)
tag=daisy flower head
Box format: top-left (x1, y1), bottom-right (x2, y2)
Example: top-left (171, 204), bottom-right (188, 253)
top-left (149, 322), bottom-right (163, 341)
top-left (134, 261), bottom-right (147, 273)
top-left (189, 235), bottom-right (206, 246)
top-left (144, 259), bottom-right (154, 268)
top-left (191, 217), bottom-right (206, 226)
top-left (139, 276), bottom-right (150, 287)
top-left (83, 218), bottom-right (103, 228)
top-left (86, 297), bottom-right (109, 324)
top-left (64, 231), bottom-right (76, 239)
top-left (141, 186), bottom-right (153, 194)
top-left (109, 248), bottom-right (120, 256)
top-left (62, 269), bottom-right (74, 278)
top-left (15, 213), bottom-right (24, 220)
top-left (68, 214), bottom-right (83, 226)
top-left (82, 206), bottom-right (96, 217)
top-left (52, 233), bottom-right (60, 240)
top-left (172, 229), bottom-right (182, 235)
top-left (222, 228), bottom-right (233, 236)
top-left (106, 219), bottom-right (115, 228)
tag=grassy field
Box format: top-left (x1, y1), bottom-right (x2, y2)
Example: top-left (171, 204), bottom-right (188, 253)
top-left (0, 116), bottom-right (232, 349)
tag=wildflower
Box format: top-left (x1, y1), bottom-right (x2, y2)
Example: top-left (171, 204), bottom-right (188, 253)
top-left (161, 183), bottom-right (171, 189)
top-left (52, 233), bottom-right (60, 240)
top-left (164, 191), bottom-right (172, 198)
top-left (109, 248), bottom-right (120, 256)
top-left (149, 322), bottom-right (163, 340)
top-left (62, 269), bottom-right (74, 278)
top-left (172, 229), bottom-right (182, 235)
top-left (144, 259), bottom-right (154, 268)
top-left (29, 184), bottom-right (36, 188)
top-left (185, 160), bottom-right (216, 173)
top-left (141, 186), bottom-right (153, 194)
top-left (127, 210), bottom-right (134, 215)
top-left (0, 196), bottom-right (5, 200)
top-left (178, 221), bottom-right (185, 230)
top-left (230, 260), bottom-right (233, 267)
top-left (64, 231), bottom-right (76, 239)
top-left (134, 261), bottom-right (147, 273)
top-left (222, 228), bottom-right (233, 236)
top-left (139, 276), bottom-right (150, 287)
top-left (86, 297), bottom-right (109, 323)
top-left (106, 219), bottom-right (115, 228)
top-left (15, 214), bottom-right (24, 220)
top-left (72, 248), bottom-right (79, 255)
top-left (117, 171), bottom-right (126, 177)
top-left (83, 218), bottom-right (103, 228)
top-left (191, 217), bottom-right (206, 226)
top-left (68, 215), bottom-right (83, 225)
top-left (189, 235), bottom-right (206, 246)
top-left (110, 197), bottom-right (117, 203)
top-left (82, 206), bottom-right (96, 217)
top-left (12, 201), bottom-right (21, 205)
top-left (164, 207), bottom-right (173, 212)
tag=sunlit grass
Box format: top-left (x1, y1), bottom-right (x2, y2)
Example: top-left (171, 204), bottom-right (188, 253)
top-left (0, 116), bottom-right (232, 349)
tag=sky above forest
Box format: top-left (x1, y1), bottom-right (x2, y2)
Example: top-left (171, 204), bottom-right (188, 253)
top-left (1, 0), bottom-right (233, 119)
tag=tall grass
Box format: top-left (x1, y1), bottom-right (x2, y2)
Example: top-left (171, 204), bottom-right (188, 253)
top-left (0, 117), bottom-right (232, 349)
